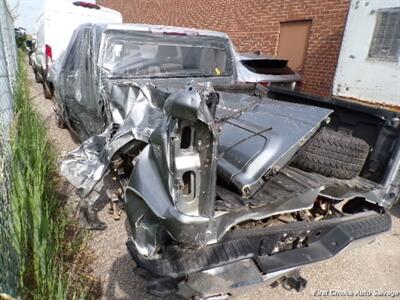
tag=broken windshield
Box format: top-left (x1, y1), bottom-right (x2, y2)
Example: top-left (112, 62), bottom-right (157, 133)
top-left (100, 30), bottom-right (233, 78)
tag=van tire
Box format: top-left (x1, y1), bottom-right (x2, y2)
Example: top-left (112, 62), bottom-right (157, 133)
top-left (43, 80), bottom-right (53, 99)
top-left (34, 69), bottom-right (42, 83)
top-left (292, 129), bottom-right (370, 179)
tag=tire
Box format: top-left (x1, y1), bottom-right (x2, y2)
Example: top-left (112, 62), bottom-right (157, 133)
top-left (292, 129), bottom-right (370, 179)
top-left (43, 80), bottom-right (53, 99)
top-left (34, 69), bottom-right (42, 83)
top-left (54, 105), bottom-right (66, 129)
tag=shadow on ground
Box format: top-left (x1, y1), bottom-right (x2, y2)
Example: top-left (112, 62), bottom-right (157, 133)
top-left (103, 218), bottom-right (181, 300)
top-left (105, 252), bottom-right (182, 300)
top-left (390, 200), bottom-right (400, 218)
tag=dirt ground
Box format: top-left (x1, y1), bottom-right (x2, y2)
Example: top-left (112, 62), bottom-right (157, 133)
top-left (28, 69), bottom-right (400, 300)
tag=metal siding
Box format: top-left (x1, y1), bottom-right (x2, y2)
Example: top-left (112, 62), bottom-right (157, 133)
top-left (333, 0), bottom-right (400, 106)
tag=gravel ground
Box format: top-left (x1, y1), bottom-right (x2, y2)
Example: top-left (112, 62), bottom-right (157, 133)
top-left (27, 69), bottom-right (400, 300)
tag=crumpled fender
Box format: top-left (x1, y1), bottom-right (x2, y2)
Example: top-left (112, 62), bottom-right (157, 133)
top-left (125, 84), bottom-right (219, 249)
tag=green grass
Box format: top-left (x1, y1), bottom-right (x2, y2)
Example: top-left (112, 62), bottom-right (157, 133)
top-left (10, 53), bottom-right (96, 299)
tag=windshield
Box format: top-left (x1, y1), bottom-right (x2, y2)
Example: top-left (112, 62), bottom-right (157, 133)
top-left (101, 30), bottom-right (232, 78)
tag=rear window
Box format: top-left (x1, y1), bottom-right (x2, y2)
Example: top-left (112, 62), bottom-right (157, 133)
top-left (100, 30), bottom-right (232, 78)
top-left (241, 59), bottom-right (295, 75)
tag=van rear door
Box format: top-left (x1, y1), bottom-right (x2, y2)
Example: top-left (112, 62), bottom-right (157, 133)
top-left (40, 1), bottom-right (122, 72)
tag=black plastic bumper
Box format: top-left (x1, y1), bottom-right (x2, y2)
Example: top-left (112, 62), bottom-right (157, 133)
top-left (127, 210), bottom-right (391, 278)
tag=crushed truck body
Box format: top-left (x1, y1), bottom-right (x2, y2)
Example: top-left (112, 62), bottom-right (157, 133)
top-left (55, 24), bottom-right (400, 300)
top-left (60, 82), bottom-right (400, 299)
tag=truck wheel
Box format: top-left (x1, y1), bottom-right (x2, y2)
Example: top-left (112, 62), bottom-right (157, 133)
top-left (43, 80), bottom-right (53, 99)
top-left (292, 129), bottom-right (370, 179)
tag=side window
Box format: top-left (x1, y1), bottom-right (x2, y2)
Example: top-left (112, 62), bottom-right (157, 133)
top-left (84, 40), bottom-right (91, 74)
top-left (369, 8), bottom-right (400, 62)
top-left (81, 29), bottom-right (92, 75)
top-left (81, 30), bottom-right (98, 110)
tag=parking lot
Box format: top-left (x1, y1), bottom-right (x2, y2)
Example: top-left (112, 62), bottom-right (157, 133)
top-left (27, 66), bottom-right (400, 300)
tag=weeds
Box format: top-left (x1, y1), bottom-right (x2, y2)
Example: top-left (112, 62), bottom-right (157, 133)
top-left (10, 53), bottom-right (97, 299)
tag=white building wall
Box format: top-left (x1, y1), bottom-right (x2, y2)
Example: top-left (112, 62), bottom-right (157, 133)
top-left (333, 0), bottom-right (400, 105)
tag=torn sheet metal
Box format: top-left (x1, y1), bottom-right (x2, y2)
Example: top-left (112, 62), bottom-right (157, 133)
top-left (161, 84), bottom-right (219, 217)
top-left (125, 83), bottom-right (219, 249)
top-left (61, 82), bottom-right (332, 199)
top-left (59, 81), bottom-right (337, 246)
top-left (121, 84), bottom-right (334, 246)
top-left (57, 23), bottom-right (318, 200)
top-left (60, 82), bottom-right (169, 197)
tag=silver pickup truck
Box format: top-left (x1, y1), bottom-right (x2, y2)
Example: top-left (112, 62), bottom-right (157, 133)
top-left (56, 23), bottom-right (399, 300)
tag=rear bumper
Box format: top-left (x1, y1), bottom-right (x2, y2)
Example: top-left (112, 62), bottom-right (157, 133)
top-left (127, 210), bottom-right (391, 298)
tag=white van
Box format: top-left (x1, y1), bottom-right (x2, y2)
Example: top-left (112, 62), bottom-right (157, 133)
top-left (33, 1), bottom-right (122, 98)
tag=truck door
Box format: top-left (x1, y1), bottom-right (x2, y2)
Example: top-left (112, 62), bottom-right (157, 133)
top-left (61, 28), bottom-right (103, 140)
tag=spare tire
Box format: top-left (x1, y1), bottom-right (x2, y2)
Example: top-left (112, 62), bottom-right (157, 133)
top-left (292, 129), bottom-right (370, 179)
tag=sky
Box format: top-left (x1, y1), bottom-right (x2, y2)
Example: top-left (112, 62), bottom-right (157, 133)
top-left (6, 0), bottom-right (96, 34)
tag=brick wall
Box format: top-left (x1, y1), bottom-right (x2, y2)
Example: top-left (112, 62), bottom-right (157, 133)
top-left (98, 0), bottom-right (350, 97)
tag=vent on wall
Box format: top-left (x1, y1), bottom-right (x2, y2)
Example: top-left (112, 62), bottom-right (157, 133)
top-left (368, 8), bottom-right (400, 62)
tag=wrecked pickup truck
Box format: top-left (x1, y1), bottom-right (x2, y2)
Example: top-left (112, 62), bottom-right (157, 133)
top-left (57, 24), bottom-right (400, 299)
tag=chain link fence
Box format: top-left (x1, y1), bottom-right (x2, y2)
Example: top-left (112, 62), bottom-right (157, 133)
top-left (0, 0), bottom-right (18, 296)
